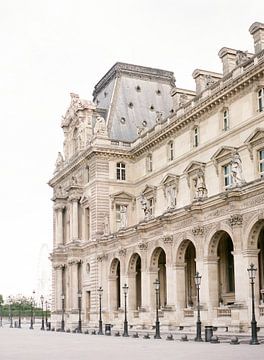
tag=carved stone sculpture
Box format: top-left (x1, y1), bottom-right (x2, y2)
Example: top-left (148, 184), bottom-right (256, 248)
top-left (94, 116), bottom-right (107, 136)
top-left (140, 194), bottom-right (151, 220)
top-left (235, 50), bottom-right (248, 65)
top-left (54, 152), bottom-right (64, 173)
top-left (120, 205), bottom-right (128, 228)
top-left (166, 185), bottom-right (176, 209)
top-left (193, 169), bottom-right (208, 200)
top-left (231, 152), bottom-right (245, 187)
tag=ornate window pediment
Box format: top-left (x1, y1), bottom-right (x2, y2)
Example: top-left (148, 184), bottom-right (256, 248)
top-left (184, 161), bottom-right (206, 187)
top-left (161, 173), bottom-right (179, 210)
top-left (110, 191), bottom-right (136, 209)
top-left (245, 128), bottom-right (264, 160)
top-left (211, 146), bottom-right (237, 174)
top-left (141, 184), bottom-right (157, 200)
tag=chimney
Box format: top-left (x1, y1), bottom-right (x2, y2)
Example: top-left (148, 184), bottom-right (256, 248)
top-left (192, 69), bottom-right (222, 94)
top-left (249, 22), bottom-right (264, 53)
top-left (218, 47), bottom-right (237, 76)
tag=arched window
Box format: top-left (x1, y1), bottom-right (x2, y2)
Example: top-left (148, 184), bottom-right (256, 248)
top-left (258, 88), bottom-right (264, 112)
top-left (146, 153), bottom-right (153, 172)
top-left (168, 141), bottom-right (174, 161)
top-left (223, 109), bottom-right (229, 131)
top-left (116, 162), bottom-right (126, 180)
top-left (193, 127), bottom-right (199, 147)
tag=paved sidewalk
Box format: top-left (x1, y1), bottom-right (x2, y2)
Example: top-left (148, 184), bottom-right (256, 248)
top-left (0, 327), bottom-right (263, 360)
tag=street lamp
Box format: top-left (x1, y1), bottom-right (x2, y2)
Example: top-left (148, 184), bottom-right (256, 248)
top-left (77, 290), bottom-right (82, 333)
top-left (8, 296), bottom-right (13, 328)
top-left (98, 287), bottom-right (103, 335)
top-left (122, 284), bottom-right (129, 337)
top-left (154, 279), bottom-right (161, 339)
top-left (18, 299), bottom-right (22, 328)
top-left (247, 263), bottom-right (259, 345)
top-left (29, 296), bottom-right (34, 330)
top-left (61, 294), bottom-right (65, 332)
top-left (45, 301), bottom-right (48, 328)
top-left (194, 272), bottom-right (202, 342)
top-left (0, 303), bottom-right (2, 327)
top-left (40, 295), bottom-right (45, 330)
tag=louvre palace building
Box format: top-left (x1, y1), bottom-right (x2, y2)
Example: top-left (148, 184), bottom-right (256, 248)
top-left (49, 22), bottom-right (264, 333)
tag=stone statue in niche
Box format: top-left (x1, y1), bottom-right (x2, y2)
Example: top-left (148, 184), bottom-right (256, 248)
top-left (166, 185), bottom-right (176, 209)
top-left (231, 152), bottom-right (245, 187)
top-left (120, 205), bottom-right (128, 228)
top-left (94, 116), bottom-right (107, 136)
top-left (193, 169), bottom-right (208, 200)
top-left (54, 152), bottom-right (64, 173)
top-left (140, 194), bottom-right (150, 219)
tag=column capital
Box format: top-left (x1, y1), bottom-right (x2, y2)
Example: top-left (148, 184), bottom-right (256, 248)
top-left (53, 202), bottom-right (66, 211)
top-left (242, 249), bottom-right (260, 257)
top-left (53, 263), bottom-right (66, 270)
top-left (68, 258), bottom-right (81, 265)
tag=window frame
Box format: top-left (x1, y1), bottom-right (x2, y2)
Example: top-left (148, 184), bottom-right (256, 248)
top-left (193, 126), bottom-right (199, 147)
top-left (116, 162), bottom-right (126, 181)
top-left (258, 149), bottom-right (264, 178)
top-left (223, 163), bottom-right (233, 189)
top-left (146, 153), bottom-right (153, 172)
top-left (258, 88), bottom-right (264, 112)
top-left (223, 109), bottom-right (229, 131)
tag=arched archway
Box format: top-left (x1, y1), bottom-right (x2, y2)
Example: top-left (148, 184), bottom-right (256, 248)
top-left (258, 227), bottom-right (264, 302)
top-left (150, 247), bottom-right (167, 308)
top-left (208, 231), bottom-right (235, 306)
top-left (109, 258), bottom-right (121, 310)
top-left (128, 253), bottom-right (141, 310)
top-left (176, 239), bottom-right (196, 308)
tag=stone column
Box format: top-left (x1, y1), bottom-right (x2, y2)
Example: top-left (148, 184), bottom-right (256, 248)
top-left (203, 256), bottom-right (219, 311)
top-left (175, 264), bottom-right (186, 309)
top-left (242, 250), bottom-right (260, 305)
top-left (165, 264), bottom-right (176, 308)
top-left (69, 260), bottom-right (79, 310)
top-left (139, 245), bottom-right (150, 310)
top-left (127, 272), bottom-right (136, 311)
top-left (71, 199), bottom-right (79, 240)
top-left (54, 265), bottom-right (63, 311)
top-left (54, 204), bottom-right (65, 246)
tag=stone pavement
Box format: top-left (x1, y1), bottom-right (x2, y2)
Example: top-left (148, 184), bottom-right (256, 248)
top-left (0, 327), bottom-right (263, 360)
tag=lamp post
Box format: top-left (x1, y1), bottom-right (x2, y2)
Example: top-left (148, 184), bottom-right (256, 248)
top-left (0, 303), bottom-right (2, 327)
top-left (61, 294), bottom-right (65, 332)
top-left (45, 301), bottom-right (48, 328)
top-left (247, 263), bottom-right (259, 345)
top-left (98, 287), bottom-right (103, 335)
top-left (40, 295), bottom-right (45, 330)
top-left (154, 279), bottom-right (161, 339)
top-left (194, 272), bottom-right (202, 342)
top-left (122, 283), bottom-right (129, 337)
top-left (18, 299), bottom-right (22, 328)
top-left (77, 290), bottom-right (82, 333)
top-left (29, 296), bottom-right (34, 330)
top-left (8, 296), bottom-right (13, 328)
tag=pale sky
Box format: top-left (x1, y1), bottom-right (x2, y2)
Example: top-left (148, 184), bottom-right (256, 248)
top-left (0, 0), bottom-right (263, 299)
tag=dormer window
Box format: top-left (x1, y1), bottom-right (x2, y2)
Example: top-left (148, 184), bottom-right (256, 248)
top-left (258, 88), bottom-right (264, 112)
top-left (116, 162), bottom-right (126, 181)
top-left (223, 109), bottom-right (229, 131)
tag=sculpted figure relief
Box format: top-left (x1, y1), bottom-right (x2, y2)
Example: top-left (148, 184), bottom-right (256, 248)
top-left (166, 185), bottom-right (176, 209)
top-left (140, 194), bottom-right (150, 219)
top-left (120, 205), bottom-right (128, 228)
top-left (103, 213), bottom-right (109, 235)
top-left (94, 116), bottom-right (107, 136)
top-left (193, 169), bottom-right (208, 200)
top-left (231, 152), bottom-right (245, 186)
top-left (54, 152), bottom-right (64, 173)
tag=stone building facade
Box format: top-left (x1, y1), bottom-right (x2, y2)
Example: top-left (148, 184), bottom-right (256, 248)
top-left (49, 22), bottom-right (264, 332)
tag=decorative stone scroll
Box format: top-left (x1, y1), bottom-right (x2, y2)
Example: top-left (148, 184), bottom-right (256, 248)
top-left (97, 254), bottom-right (108, 262)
